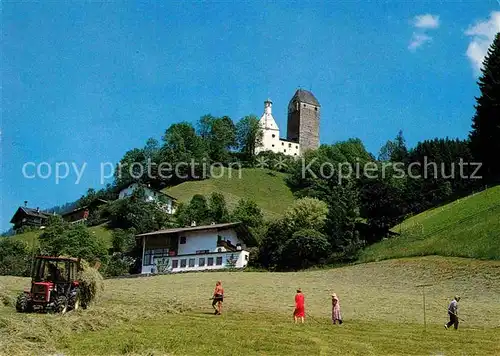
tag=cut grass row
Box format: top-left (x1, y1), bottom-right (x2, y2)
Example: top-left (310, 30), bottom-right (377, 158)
top-left (60, 313), bottom-right (500, 356)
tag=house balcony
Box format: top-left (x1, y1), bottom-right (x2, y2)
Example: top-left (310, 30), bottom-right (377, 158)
top-left (140, 250), bottom-right (250, 274)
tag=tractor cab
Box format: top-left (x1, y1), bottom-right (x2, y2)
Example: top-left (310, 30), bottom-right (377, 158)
top-left (16, 256), bottom-right (83, 314)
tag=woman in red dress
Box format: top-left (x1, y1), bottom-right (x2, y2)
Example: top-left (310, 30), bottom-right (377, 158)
top-left (293, 288), bottom-right (305, 323)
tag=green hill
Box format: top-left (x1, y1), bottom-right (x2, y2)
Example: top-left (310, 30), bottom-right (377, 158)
top-left (359, 185), bottom-right (500, 262)
top-left (163, 167), bottom-right (295, 219)
top-left (7, 224), bottom-right (113, 249)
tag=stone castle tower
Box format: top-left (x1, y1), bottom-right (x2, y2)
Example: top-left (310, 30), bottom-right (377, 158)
top-left (255, 88), bottom-right (320, 156)
top-left (287, 89), bottom-right (320, 153)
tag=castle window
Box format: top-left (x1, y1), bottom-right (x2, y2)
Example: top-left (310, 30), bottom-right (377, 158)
top-left (315, 107), bottom-right (318, 111)
top-left (288, 143), bottom-right (291, 148)
top-left (272, 134), bottom-right (275, 138)
top-left (272, 144), bottom-right (275, 147)
top-left (294, 153), bottom-right (297, 156)
top-left (296, 145), bottom-right (298, 149)
top-left (282, 142), bottom-right (284, 146)
top-left (284, 149), bottom-right (287, 153)
top-left (303, 104), bottom-right (306, 107)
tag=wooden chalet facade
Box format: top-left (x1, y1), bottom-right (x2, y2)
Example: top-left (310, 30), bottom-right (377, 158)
top-left (10, 207), bottom-right (53, 233)
top-left (61, 199), bottom-right (108, 224)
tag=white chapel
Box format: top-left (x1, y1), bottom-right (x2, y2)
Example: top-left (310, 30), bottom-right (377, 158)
top-left (255, 99), bottom-right (301, 156)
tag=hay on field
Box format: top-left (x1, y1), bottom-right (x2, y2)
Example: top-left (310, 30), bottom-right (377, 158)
top-left (77, 260), bottom-right (104, 306)
top-left (0, 289), bottom-right (14, 307)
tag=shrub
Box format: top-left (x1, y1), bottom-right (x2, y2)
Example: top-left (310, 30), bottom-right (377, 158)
top-left (0, 238), bottom-right (32, 276)
top-left (104, 253), bottom-right (135, 277)
top-left (281, 229), bottom-right (330, 270)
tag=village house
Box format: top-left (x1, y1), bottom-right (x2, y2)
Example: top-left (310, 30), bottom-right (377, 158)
top-left (61, 198), bottom-right (108, 224)
top-left (136, 222), bottom-right (253, 274)
top-left (118, 182), bottom-right (177, 214)
top-left (9, 205), bottom-right (53, 233)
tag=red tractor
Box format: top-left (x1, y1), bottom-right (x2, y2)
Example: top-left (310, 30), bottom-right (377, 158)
top-left (16, 256), bottom-right (85, 314)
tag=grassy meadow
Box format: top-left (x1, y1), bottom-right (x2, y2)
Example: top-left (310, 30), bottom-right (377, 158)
top-left (7, 223), bottom-right (114, 250)
top-left (164, 168), bottom-right (295, 219)
top-left (359, 186), bottom-right (500, 262)
top-left (1, 256), bottom-right (499, 355)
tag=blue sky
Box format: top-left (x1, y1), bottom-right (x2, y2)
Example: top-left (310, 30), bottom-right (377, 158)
top-left (2, 1), bottom-right (499, 231)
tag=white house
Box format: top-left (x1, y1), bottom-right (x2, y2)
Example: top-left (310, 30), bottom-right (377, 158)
top-left (118, 182), bottom-right (177, 214)
top-left (254, 99), bottom-right (300, 156)
top-left (136, 222), bottom-right (252, 274)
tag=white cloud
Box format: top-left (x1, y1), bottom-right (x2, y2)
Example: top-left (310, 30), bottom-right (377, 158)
top-left (408, 33), bottom-right (432, 51)
top-left (413, 14), bottom-right (440, 29)
top-left (465, 11), bottom-right (500, 74)
top-left (408, 14), bottom-right (440, 52)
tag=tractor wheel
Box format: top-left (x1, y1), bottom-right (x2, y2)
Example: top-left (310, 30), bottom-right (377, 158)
top-left (54, 296), bottom-right (68, 314)
top-left (15, 293), bottom-right (32, 313)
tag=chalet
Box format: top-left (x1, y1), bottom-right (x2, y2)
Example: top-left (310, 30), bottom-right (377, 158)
top-left (10, 206), bottom-right (53, 233)
top-left (61, 199), bottom-right (108, 224)
top-left (118, 182), bottom-right (177, 214)
top-left (136, 222), bottom-right (253, 274)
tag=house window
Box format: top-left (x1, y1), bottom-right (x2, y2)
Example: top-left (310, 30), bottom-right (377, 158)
top-left (284, 149), bottom-right (287, 153)
top-left (289, 143), bottom-right (291, 148)
top-left (315, 107), bottom-right (318, 111)
top-left (180, 259), bottom-right (187, 268)
top-left (144, 249), bottom-right (170, 265)
top-left (199, 258), bottom-right (205, 267)
top-left (245, 255), bottom-right (249, 261)
top-left (152, 248), bottom-right (171, 265)
top-left (172, 260), bottom-right (178, 268)
top-left (272, 134), bottom-right (275, 138)
top-left (207, 257), bottom-right (214, 266)
top-left (216, 257), bottom-right (223, 265)
top-left (296, 145), bottom-right (298, 149)
top-left (294, 153), bottom-right (297, 156)
top-left (303, 104), bottom-right (306, 107)
top-left (179, 236), bottom-right (186, 244)
top-left (143, 250), bottom-right (153, 265)
top-left (188, 258), bottom-right (195, 267)
top-left (272, 144), bottom-right (274, 147)
top-left (282, 142), bottom-right (284, 146)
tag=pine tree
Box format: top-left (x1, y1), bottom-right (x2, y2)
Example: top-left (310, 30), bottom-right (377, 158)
top-left (469, 32), bottom-right (500, 183)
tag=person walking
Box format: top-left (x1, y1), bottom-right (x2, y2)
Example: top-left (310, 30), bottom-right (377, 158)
top-left (331, 293), bottom-right (342, 325)
top-left (212, 281), bottom-right (224, 315)
top-left (293, 288), bottom-right (305, 324)
top-left (444, 295), bottom-right (461, 330)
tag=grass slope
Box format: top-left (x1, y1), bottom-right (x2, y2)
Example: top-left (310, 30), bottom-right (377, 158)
top-left (1, 256), bottom-right (499, 355)
top-left (359, 186), bottom-right (500, 262)
top-left (8, 224), bottom-right (114, 249)
top-left (164, 168), bottom-right (295, 219)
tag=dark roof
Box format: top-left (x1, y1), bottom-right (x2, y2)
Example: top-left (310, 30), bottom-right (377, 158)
top-left (61, 199), bottom-right (108, 216)
top-left (136, 222), bottom-right (242, 237)
top-left (10, 207), bottom-right (53, 223)
top-left (291, 89), bottom-right (320, 107)
top-left (35, 255), bottom-right (80, 262)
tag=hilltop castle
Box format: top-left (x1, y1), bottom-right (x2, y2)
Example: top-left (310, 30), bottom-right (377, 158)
top-left (255, 89), bottom-right (320, 156)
